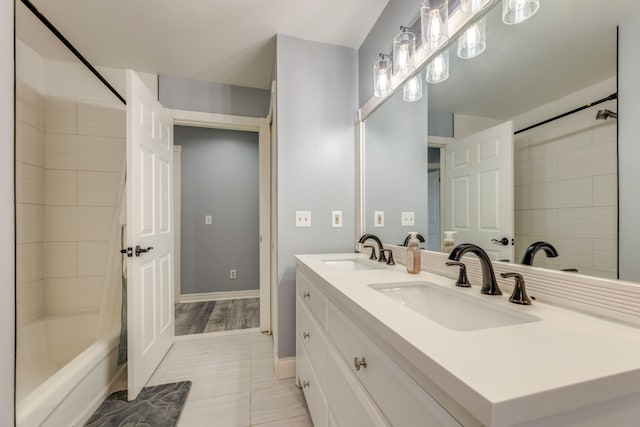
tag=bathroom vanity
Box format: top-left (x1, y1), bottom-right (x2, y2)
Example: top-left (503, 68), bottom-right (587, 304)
top-left (295, 253), bottom-right (640, 427)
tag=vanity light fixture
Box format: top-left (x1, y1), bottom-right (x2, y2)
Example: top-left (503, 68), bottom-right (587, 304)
top-left (403, 73), bottom-right (423, 102)
top-left (426, 49), bottom-right (450, 84)
top-left (458, 17), bottom-right (486, 58)
top-left (502, 0), bottom-right (540, 25)
top-left (393, 27), bottom-right (416, 78)
top-left (373, 53), bottom-right (392, 98)
top-left (421, 0), bottom-right (449, 50)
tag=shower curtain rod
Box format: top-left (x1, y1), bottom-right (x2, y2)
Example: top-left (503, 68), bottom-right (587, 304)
top-left (514, 93), bottom-right (618, 135)
top-left (20, 0), bottom-right (127, 105)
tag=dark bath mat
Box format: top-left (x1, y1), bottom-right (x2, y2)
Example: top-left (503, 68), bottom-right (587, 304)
top-left (84, 381), bottom-right (191, 427)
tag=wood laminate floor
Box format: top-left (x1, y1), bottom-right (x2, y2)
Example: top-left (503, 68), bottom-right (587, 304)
top-left (175, 299), bottom-right (259, 336)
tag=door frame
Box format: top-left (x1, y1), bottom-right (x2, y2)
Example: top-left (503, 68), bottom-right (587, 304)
top-left (170, 109), bottom-right (272, 333)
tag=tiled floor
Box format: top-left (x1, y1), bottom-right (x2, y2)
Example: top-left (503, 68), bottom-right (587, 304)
top-left (175, 299), bottom-right (260, 336)
top-left (145, 331), bottom-right (312, 426)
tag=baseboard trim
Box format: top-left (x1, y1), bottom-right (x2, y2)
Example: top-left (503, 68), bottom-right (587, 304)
top-left (275, 357), bottom-right (296, 379)
top-left (179, 290), bottom-right (259, 303)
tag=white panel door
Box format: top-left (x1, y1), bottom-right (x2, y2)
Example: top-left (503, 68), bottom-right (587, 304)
top-left (428, 170), bottom-right (441, 251)
top-left (445, 121), bottom-right (514, 262)
top-left (126, 70), bottom-right (175, 400)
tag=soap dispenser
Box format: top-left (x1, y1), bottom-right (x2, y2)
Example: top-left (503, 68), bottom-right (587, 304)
top-left (442, 231), bottom-right (458, 253)
top-left (406, 232), bottom-right (421, 274)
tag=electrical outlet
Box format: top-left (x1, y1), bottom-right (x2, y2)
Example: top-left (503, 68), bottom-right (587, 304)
top-left (401, 212), bottom-right (415, 226)
top-left (374, 211), bottom-right (384, 227)
top-left (205, 215), bottom-right (213, 225)
top-left (332, 211), bottom-right (343, 228)
top-left (296, 211), bottom-right (311, 227)
top-left (230, 269), bottom-right (237, 279)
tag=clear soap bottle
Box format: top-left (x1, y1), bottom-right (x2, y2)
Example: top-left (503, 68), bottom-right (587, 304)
top-left (406, 232), bottom-right (421, 274)
top-left (442, 230), bottom-right (457, 253)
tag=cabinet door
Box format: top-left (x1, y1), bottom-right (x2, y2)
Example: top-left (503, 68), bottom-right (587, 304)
top-left (298, 296), bottom-right (328, 391)
top-left (328, 303), bottom-right (462, 427)
top-left (327, 347), bottom-right (390, 427)
top-left (298, 342), bottom-right (329, 427)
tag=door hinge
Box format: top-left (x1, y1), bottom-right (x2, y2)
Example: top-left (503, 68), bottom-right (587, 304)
top-left (120, 247), bottom-right (133, 257)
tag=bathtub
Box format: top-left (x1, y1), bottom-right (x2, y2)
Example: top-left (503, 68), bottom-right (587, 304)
top-left (16, 314), bottom-right (124, 427)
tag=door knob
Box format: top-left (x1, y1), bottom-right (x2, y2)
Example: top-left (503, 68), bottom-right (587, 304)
top-left (491, 238), bottom-right (510, 246)
top-left (354, 357), bottom-right (368, 371)
top-left (135, 245), bottom-right (154, 257)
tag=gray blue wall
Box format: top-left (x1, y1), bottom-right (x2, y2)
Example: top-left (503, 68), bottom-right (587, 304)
top-left (364, 88), bottom-right (429, 244)
top-left (1, 0), bottom-right (14, 422)
top-left (176, 126), bottom-right (260, 294)
top-left (619, 17), bottom-right (640, 282)
top-left (160, 75), bottom-right (271, 118)
top-left (276, 34), bottom-right (358, 358)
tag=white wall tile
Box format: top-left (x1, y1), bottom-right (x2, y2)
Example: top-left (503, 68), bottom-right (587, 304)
top-left (77, 101), bottom-right (125, 138)
top-left (16, 79), bottom-right (45, 130)
top-left (558, 207), bottom-right (617, 240)
top-left (515, 155), bottom-right (559, 186)
top-left (557, 142), bottom-right (617, 180)
top-left (45, 97), bottom-right (76, 134)
top-left (45, 206), bottom-right (115, 242)
top-left (45, 277), bottom-right (102, 315)
top-left (16, 162), bottom-right (45, 205)
top-left (45, 242), bottom-right (77, 278)
top-left (45, 169), bottom-right (77, 206)
top-left (16, 120), bottom-right (45, 167)
top-left (45, 133), bottom-right (125, 172)
top-left (77, 241), bottom-right (109, 277)
top-left (553, 238), bottom-right (593, 271)
top-left (77, 171), bottom-right (120, 206)
top-left (16, 243), bottom-right (44, 285)
top-left (592, 238), bottom-right (618, 273)
top-left (528, 177), bottom-right (592, 209)
top-left (16, 203), bottom-right (44, 244)
top-left (593, 173), bottom-right (617, 207)
top-left (515, 209), bottom-right (559, 237)
top-left (16, 280), bottom-right (45, 326)
top-left (527, 118), bottom-right (593, 159)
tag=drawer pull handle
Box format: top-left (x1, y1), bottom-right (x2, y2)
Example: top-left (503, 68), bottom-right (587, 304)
top-left (303, 291), bottom-right (310, 298)
top-left (303, 332), bottom-right (310, 339)
top-left (302, 380), bottom-right (310, 388)
top-left (354, 357), bottom-right (368, 371)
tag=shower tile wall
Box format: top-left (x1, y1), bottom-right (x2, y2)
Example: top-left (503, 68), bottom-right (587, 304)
top-left (16, 79), bottom-right (46, 326)
top-left (513, 78), bottom-right (618, 279)
top-left (15, 78), bottom-right (125, 323)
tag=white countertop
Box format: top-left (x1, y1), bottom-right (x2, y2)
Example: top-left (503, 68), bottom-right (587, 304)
top-left (295, 253), bottom-right (640, 427)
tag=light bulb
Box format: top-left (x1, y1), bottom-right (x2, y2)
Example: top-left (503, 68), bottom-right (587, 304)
top-left (393, 32), bottom-right (416, 78)
top-left (403, 75), bottom-right (422, 102)
top-left (373, 58), bottom-right (391, 97)
top-left (426, 51), bottom-right (449, 84)
top-left (457, 19), bottom-right (485, 59)
top-left (421, 1), bottom-right (449, 50)
top-left (503, 0), bottom-right (539, 25)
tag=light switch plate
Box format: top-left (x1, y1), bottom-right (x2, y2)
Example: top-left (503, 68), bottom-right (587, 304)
top-left (332, 211), bottom-right (343, 228)
top-left (205, 215), bottom-right (213, 225)
top-left (401, 212), bottom-right (415, 226)
top-left (296, 211), bottom-right (311, 227)
top-left (374, 211), bottom-right (384, 227)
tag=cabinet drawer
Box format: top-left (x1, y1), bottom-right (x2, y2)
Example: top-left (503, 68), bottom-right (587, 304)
top-left (327, 346), bottom-right (390, 427)
top-left (328, 303), bottom-right (461, 427)
top-left (297, 342), bottom-right (329, 427)
top-left (297, 296), bottom-right (328, 391)
top-left (297, 269), bottom-right (328, 329)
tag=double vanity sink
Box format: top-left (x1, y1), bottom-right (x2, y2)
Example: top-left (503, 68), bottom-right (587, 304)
top-left (296, 253), bottom-right (640, 427)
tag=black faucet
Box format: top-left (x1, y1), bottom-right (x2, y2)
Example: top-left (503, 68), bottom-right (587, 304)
top-left (521, 241), bottom-right (558, 266)
top-left (448, 243), bottom-right (502, 295)
top-left (358, 234), bottom-right (387, 263)
top-left (402, 233), bottom-right (425, 247)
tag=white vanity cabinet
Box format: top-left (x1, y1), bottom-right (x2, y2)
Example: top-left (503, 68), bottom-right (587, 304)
top-left (296, 267), bottom-right (461, 427)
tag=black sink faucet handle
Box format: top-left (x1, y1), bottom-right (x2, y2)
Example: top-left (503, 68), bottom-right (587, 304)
top-left (446, 261), bottom-right (470, 288)
top-left (500, 272), bottom-right (532, 305)
top-left (363, 245), bottom-right (377, 260)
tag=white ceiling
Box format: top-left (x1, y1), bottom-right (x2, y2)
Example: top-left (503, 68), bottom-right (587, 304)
top-left (427, 0), bottom-right (640, 119)
top-left (19, 0), bottom-right (389, 89)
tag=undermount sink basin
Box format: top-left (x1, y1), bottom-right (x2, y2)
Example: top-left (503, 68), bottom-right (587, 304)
top-left (323, 258), bottom-right (385, 272)
top-left (369, 282), bottom-right (540, 331)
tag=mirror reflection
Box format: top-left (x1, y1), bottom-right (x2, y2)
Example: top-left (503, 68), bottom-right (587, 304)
top-left (364, 1), bottom-right (640, 280)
